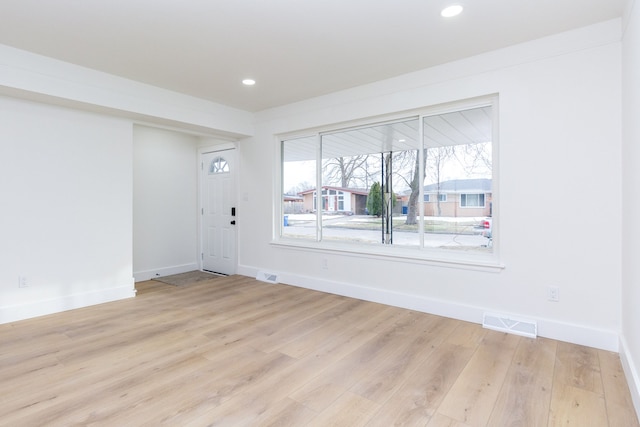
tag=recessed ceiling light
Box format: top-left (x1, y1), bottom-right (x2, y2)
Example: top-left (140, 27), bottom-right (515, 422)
top-left (242, 79), bottom-right (256, 86)
top-left (441, 4), bottom-right (463, 18)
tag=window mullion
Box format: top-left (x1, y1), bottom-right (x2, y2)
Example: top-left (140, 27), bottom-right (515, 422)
top-left (418, 117), bottom-right (425, 248)
top-left (316, 134), bottom-right (323, 242)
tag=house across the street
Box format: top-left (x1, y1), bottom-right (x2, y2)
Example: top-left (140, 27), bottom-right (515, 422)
top-left (298, 186), bottom-right (369, 214)
top-left (402, 178), bottom-right (492, 218)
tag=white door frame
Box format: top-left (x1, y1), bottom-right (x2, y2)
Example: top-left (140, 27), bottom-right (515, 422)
top-left (197, 143), bottom-right (238, 274)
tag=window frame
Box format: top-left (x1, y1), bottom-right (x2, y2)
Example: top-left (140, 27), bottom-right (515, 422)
top-left (275, 95), bottom-right (502, 271)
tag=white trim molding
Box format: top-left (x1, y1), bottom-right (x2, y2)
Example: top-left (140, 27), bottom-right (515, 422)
top-left (0, 281), bottom-right (136, 325)
top-left (620, 336), bottom-right (640, 421)
top-left (134, 263), bottom-right (199, 282)
top-left (0, 44), bottom-right (254, 138)
top-left (237, 265), bottom-right (619, 352)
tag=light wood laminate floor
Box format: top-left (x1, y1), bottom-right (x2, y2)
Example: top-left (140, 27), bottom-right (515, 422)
top-left (1, 275), bottom-right (638, 426)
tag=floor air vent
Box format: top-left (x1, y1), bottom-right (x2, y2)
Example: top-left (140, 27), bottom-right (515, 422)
top-left (482, 312), bottom-right (537, 338)
top-left (256, 270), bottom-right (279, 284)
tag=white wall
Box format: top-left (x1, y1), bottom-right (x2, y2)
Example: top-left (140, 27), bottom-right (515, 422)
top-left (240, 20), bottom-right (623, 351)
top-left (622, 0), bottom-right (640, 416)
top-left (0, 96), bottom-right (135, 323)
top-left (133, 125), bottom-right (199, 281)
top-left (0, 42), bottom-right (250, 321)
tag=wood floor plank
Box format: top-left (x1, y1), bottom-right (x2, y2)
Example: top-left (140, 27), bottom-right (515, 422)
top-left (4, 334), bottom-right (220, 424)
top-left (110, 350), bottom-right (297, 426)
top-left (353, 304), bottom-right (413, 333)
top-left (553, 341), bottom-right (604, 395)
top-left (547, 342), bottom-right (610, 427)
top-left (427, 412), bottom-right (474, 427)
top-left (252, 397), bottom-right (318, 427)
top-left (486, 336), bottom-right (557, 426)
top-left (178, 351), bottom-right (326, 426)
top-left (598, 349), bottom-right (640, 426)
top-left (277, 301), bottom-right (380, 359)
top-left (548, 385), bottom-right (608, 427)
top-left (366, 338), bottom-right (479, 427)
top-left (198, 308), bottom-right (379, 424)
top-left (0, 275), bottom-right (637, 426)
top-left (352, 315), bottom-right (460, 404)
top-left (444, 321), bottom-right (487, 349)
top-left (285, 325), bottom-right (381, 413)
top-left (289, 310), bottom-right (435, 412)
top-left (7, 351), bottom-right (214, 425)
top-left (248, 297), bottom-right (357, 353)
top-left (306, 391), bottom-right (380, 427)
top-left (436, 330), bottom-right (521, 426)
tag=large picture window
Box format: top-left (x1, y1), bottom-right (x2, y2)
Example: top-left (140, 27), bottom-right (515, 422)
top-left (280, 97), bottom-right (496, 262)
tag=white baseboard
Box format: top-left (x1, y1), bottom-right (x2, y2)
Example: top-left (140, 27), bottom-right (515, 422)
top-left (620, 336), bottom-right (640, 421)
top-left (536, 318), bottom-right (619, 351)
top-left (237, 264), bottom-right (619, 351)
top-left (134, 263), bottom-right (199, 282)
top-left (0, 281), bottom-right (136, 324)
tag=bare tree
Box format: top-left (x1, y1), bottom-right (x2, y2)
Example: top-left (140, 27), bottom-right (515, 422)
top-left (285, 180), bottom-right (314, 196)
top-left (427, 146), bottom-right (456, 217)
top-left (454, 141), bottom-right (492, 176)
top-left (385, 150), bottom-right (425, 226)
top-left (322, 155), bottom-right (371, 188)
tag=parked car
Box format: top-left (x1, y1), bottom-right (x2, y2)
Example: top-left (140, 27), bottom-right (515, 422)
top-left (482, 217), bottom-right (492, 240)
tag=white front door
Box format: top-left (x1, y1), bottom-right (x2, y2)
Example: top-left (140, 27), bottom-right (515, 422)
top-left (201, 149), bottom-right (236, 275)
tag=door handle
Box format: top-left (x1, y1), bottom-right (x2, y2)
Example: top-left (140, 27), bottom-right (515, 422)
top-left (230, 220), bottom-right (236, 225)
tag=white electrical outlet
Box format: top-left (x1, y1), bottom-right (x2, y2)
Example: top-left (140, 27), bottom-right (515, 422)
top-left (321, 259), bottom-right (328, 270)
top-left (547, 286), bottom-right (559, 302)
top-left (18, 276), bottom-right (28, 288)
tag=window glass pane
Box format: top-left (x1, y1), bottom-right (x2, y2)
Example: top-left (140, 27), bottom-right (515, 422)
top-left (422, 105), bottom-right (493, 252)
top-left (320, 118), bottom-right (420, 245)
top-left (279, 98), bottom-right (496, 260)
top-left (461, 193), bottom-right (485, 207)
top-left (282, 136), bottom-right (317, 240)
top-left (209, 156), bottom-right (229, 174)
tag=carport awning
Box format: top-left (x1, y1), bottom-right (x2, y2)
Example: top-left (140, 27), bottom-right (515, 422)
top-left (283, 106), bottom-right (492, 161)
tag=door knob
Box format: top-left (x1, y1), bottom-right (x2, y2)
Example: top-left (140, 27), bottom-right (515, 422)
top-left (230, 220), bottom-right (236, 225)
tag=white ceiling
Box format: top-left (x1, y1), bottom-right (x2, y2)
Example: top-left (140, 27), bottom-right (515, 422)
top-left (0, 0), bottom-right (626, 112)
